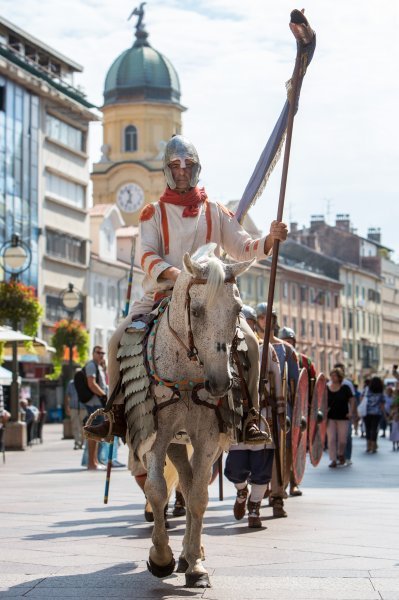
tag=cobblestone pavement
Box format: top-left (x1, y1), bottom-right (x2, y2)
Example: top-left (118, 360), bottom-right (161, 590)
top-left (0, 424), bottom-right (398, 599)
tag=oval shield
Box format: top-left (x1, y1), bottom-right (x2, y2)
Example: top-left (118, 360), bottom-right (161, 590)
top-left (291, 368), bottom-right (309, 484)
top-left (308, 373), bottom-right (328, 467)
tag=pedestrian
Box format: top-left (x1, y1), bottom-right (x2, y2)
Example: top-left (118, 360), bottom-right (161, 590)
top-left (381, 386), bottom-right (394, 439)
top-left (22, 399), bottom-right (39, 446)
top-left (83, 346), bottom-right (108, 470)
top-left (327, 368), bottom-right (356, 468)
top-left (334, 363), bottom-right (355, 465)
top-left (65, 379), bottom-right (86, 450)
top-left (364, 376), bottom-right (386, 453)
top-left (389, 397), bottom-right (399, 451)
top-left (0, 384), bottom-right (10, 454)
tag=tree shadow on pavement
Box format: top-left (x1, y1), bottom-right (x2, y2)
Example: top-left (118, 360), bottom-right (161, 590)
top-left (2, 562), bottom-right (203, 599)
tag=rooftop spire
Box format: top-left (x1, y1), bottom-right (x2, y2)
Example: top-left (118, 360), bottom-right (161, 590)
top-left (128, 2), bottom-right (150, 47)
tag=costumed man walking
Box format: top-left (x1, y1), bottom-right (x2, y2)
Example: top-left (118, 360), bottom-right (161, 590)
top-left (85, 135), bottom-right (288, 448)
top-left (279, 326), bottom-right (316, 496)
top-left (256, 304), bottom-right (299, 517)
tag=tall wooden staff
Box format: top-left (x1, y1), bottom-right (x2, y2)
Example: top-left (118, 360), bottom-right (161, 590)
top-left (259, 10), bottom-right (315, 486)
top-left (104, 235), bottom-right (137, 504)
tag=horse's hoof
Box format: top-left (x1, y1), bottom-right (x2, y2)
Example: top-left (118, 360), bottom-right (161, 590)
top-left (176, 557), bottom-right (189, 573)
top-left (147, 556), bottom-right (176, 578)
top-left (185, 572), bottom-right (211, 588)
top-left (144, 510), bottom-right (154, 523)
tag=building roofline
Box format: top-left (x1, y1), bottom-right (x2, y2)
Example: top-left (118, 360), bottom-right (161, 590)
top-left (0, 16), bottom-right (83, 71)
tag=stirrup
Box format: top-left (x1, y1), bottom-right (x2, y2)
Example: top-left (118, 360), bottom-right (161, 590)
top-left (84, 408), bottom-right (114, 442)
top-left (243, 410), bottom-right (272, 444)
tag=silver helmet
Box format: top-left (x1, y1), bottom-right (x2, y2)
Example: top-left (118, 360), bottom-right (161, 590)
top-left (163, 135), bottom-right (201, 189)
top-left (279, 326), bottom-right (296, 341)
top-left (255, 302), bottom-right (277, 318)
top-left (241, 305), bottom-right (257, 322)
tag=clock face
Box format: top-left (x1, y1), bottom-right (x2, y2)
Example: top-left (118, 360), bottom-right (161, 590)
top-left (116, 183), bottom-right (144, 213)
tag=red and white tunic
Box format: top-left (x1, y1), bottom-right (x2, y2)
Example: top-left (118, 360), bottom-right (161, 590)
top-left (132, 196), bottom-right (269, 317)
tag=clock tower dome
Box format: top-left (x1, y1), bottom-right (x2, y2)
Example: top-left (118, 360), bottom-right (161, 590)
top-left (91, 6), bottom-right (185, 226)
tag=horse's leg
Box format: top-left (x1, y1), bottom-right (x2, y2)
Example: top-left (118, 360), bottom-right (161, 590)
top-left (167, 444), bottom-right (193, 573)
top-left (184, 425), bottom-right (220, 588)
top-left (145, 435), bottom-right (175, 578)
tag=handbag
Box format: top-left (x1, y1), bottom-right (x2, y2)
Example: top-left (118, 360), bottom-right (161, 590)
top-left (357, 395), bottom-right (368, 418)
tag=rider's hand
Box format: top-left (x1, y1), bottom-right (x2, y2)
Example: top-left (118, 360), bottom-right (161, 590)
top-left (159, 267), bottom-right (181, 282)
top-left (269, 220), bottom-right (288, 242)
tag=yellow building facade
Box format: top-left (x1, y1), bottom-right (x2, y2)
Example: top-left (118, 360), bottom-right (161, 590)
top-left (92, 14), bottom-right (185, 226)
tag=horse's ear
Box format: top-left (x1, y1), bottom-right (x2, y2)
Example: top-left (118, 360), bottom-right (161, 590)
top-left (227, 259), bottom-right (255, 279)
top-left (183, 252), bottom-right (195, 275)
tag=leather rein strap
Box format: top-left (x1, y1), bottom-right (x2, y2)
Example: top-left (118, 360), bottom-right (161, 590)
top-left (167, 275), bottom-right (236, 364)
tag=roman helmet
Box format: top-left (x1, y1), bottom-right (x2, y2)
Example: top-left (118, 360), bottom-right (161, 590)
top-left (163, 135), bottom-right (201, 189)
top-left (279, 326), bottom-right (296, 342)
top-left (255, 302), bottom-right (277, 318)
top-left (241, 305), bottom-right (257, 322)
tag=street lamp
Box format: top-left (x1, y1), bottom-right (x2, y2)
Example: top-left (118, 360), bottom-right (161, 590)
top-left (59, 283), bottom-right (82, 381)
top-left (1, 234), bottom-right (32, 280)
top-left (0, 234), bottom-right (32, 425)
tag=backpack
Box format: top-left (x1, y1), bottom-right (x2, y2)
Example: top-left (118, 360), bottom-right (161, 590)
top-left (74, 364), bottom-right (100, 404)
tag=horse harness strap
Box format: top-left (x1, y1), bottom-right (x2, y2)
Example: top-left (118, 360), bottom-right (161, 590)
top-left (183, 275), bottom-right (236, 362)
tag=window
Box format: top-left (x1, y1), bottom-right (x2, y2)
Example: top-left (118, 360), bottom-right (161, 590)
top-left (46, 114), bottom-right (84, 152)
top-left (247, 276), bottom-right (253, 295)
top-left (95, 281), bottom-right (104, 306)
top-left (347, 283), bottom-right (352, 297)
top-left (291, 284), bottom-right (297, 302)
top-left (355, 285), bottom-right (359, 299)
top-left (0, 84), bottom-right (5, 112)
top-left (300, 286), bottom-right (307, 302)
top-left (335, 325), bottom-right (339, 341)
top-left (292, 317), bottom-right (297, 333)
top-left (107, 285), bottom-right (116, 309)
top-left (310, 287), bottom-right (315, 303)
top-left (362, 286), bottom-right (366, 300)
top-left (46, 172), bottom-right (85, 209)
top-left (348, 311), bottom-right (353, 330)
top-left (124, 125), bottom-right (137, 152)
top-left (356, 311), bottom-right (360, 331)
top-left (319, 322), bottom-right (324, 339)
top-left (327, 324), bottom-right (331, 340)
top-left (334, 294), bottom-right (339, 308)
top-left (46, 230), bottom-right (86, 264)
top-left (283, 315), bottom-right (288, 326)
top-left (349, 342), bottom-right (353, 360)
top-left (342, 309), bottom-right (346, 329)
top-left (283, 281), bottom-right (288, 299)
top-left (326, 291), bottom-right (331, 307)
top-left (94, 328), bottom-right (103, 347)
top-left (301, 318), bottom-right (306, 336)
top-left (257, 277), bottom-right (264, 298)
top-left (310, 320), bottom-right (315, 338)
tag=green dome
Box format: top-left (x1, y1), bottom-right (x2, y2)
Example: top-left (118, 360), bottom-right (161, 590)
top-left (104, 29), bottom-right (181, 106)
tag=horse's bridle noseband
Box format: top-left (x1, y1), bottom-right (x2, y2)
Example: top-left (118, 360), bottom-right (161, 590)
top-left (167, 275), bottom-right (236, 364)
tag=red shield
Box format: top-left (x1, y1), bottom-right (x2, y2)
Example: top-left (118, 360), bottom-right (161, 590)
top-left (291, 368), bottom-right (309, 484)
top-left (308, 373), bottom-right (328, 467)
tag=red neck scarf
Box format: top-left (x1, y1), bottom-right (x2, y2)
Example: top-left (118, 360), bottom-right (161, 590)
top-left (159, 186), bottom-right (207, 217)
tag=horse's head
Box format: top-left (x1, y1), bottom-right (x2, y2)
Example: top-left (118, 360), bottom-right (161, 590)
top-left (175, 244), bottom-right (253, 397)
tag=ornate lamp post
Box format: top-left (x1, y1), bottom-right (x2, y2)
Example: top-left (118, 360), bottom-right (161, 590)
top-left (1, 234), bottom-right (32, 423)
top-left (59, 283), bottom-right (82, 380)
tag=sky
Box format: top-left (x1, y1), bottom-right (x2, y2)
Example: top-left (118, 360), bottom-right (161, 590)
top-left (3, 0), bottom-right (399, 256)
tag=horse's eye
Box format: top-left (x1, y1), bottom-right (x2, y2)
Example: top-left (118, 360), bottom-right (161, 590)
top-left (192, 309), bottom-right (200, 318)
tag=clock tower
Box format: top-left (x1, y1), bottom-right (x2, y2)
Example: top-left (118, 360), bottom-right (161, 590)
top-left (91, 7), bottom-right (185, 226)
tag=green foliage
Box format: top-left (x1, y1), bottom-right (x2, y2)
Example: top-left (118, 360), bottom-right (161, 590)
top-left (49, 319), bottom-right (90, 380)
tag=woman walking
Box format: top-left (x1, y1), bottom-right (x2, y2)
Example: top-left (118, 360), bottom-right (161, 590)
top-left (327, 368), bottom-right (356, 468)
top-left (364, 377), bottom-right (386, 453)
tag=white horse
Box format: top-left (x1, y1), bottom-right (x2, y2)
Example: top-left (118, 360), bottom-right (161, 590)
top-left (139, 245), bottom-right (253, 588)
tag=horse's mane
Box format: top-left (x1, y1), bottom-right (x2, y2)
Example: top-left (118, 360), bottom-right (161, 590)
top-left (190, 245), bottom-right (225, 307)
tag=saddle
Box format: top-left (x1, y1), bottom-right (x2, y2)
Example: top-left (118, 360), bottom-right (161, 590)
top-left (116, 299), bottom-right (245, 457)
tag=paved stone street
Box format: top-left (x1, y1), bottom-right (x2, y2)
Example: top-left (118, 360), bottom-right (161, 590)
top-left (1, 424), bottom-right (398, 599)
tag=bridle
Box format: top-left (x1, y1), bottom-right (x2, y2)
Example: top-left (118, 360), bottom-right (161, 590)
top-left (167, 275), bottom-right (236, 366)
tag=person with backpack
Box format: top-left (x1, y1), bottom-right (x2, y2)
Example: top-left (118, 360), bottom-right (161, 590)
top-left (364, 376), bottom-right (387, 454)
top-left (81, 346), bottom-right (107, 470)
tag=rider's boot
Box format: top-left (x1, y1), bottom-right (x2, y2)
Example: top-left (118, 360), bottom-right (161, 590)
top-left (84, 404), bottom-right (126, 442)
top-left (243, 409), bottom-right (270, 444)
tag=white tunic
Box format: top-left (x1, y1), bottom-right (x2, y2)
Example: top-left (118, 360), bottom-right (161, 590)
top-left (133, 197), bottom-right (269, 316)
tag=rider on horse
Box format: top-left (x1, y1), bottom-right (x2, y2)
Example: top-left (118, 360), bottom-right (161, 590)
top-left (84, 135), bottom-right (288, 444)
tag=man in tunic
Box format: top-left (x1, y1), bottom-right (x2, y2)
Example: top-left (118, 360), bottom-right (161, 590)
top-left (85, 135), bottom-right (288, 444)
